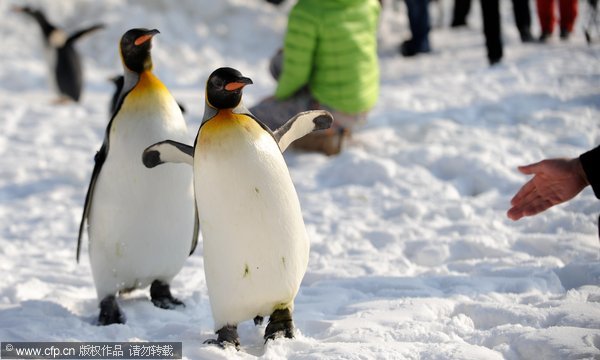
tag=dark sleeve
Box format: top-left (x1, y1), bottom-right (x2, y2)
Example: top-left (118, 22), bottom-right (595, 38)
top-left (580, 146), bottom-right (600, 199)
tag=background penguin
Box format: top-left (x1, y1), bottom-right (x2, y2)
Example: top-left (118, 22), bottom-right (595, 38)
top-left (78, 28), bottom-right (196, 325)
top-left (13, 5), bottom-right (104, 103)
top-left (142, 67), bottom-right (333, 349)
top-left (109, 74), bottom-right (186, 117)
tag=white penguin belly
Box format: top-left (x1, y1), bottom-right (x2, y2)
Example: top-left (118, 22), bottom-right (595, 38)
top-left (88, 95), bottom-right (194, 299)
top-left (195, 117), bottom-right (310, 329)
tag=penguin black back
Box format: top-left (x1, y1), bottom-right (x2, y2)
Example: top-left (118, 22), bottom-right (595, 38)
top-left (109, 75), bottom-right (125, 116)
top-left (206, 67), bottom-right (253, 109)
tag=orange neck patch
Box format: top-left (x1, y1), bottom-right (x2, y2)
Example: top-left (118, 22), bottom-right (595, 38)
top-left (130, 71), bottom-right (168, 97)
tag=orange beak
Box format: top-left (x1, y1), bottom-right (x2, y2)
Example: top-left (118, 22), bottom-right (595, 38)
top-left (224, 82), bottom-right (245, 91)
top-left (134, 29), bottom-right (160, 46)
top-left (224, 77), bottom-right (253, 91)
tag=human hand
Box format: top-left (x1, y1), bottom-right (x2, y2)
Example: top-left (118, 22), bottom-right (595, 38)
top-left (507, 158), bottom-right (589, 221)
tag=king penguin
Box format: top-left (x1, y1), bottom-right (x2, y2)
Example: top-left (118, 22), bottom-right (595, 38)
top-left (78, 28), bottom-right (196, 325)
top-left (142, 67), bottom-right (333, 349)
top-left (13, 5), bottom-right (104, 103)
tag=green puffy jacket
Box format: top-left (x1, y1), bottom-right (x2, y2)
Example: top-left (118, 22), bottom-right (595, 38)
top-left (275, 0), bottom-right (380, 114)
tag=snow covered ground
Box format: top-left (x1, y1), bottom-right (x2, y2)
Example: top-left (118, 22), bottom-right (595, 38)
top-left (1, 0), bottom-right (599, 359)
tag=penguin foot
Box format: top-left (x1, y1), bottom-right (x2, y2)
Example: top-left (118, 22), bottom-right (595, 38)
top-left (98, 295), bottom-right (125, 325)
top-left (52, 97), bottom-right (73, 105)
top-left (253, 316), bottom-right (264, 326)
top-left (204, 325), bottom-right (240, 350)
top-left (264, 308), bottom-right (294, 342)
top-left (150, 280), bottom-right (184, 309)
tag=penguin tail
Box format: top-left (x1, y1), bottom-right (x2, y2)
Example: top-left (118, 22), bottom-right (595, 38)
top-left (68, 23), bottom-right (105, 44)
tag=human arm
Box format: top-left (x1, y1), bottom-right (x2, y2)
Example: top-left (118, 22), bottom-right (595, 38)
top-left (507, 157), bottom-right (590, 221)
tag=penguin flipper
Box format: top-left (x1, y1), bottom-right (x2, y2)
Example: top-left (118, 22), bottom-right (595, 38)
top-left (273, 110), bottom-right (334, 152)
top-left (67, 24), bottom-right (105, 44)
top-left (13, 6), bottom-right (56, 34)
top-left (77, 142), bottom-right (107, 262)
top-left (142, 140), bottom-right (194, 168)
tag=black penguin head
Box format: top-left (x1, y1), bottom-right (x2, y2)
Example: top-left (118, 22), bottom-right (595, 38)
top-left (119, 28), bottom-right (159, 73)
top-left (206, 67), bottom-right (253, 109)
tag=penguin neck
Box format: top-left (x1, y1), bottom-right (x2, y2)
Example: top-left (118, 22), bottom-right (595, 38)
top-left (201, 100), bottom-right (251, 125)
top-left (117, 68), bottom-right (140, 106)
top-left (134, 71), bottom-right (168, 95)
top-left (202, 101), bottom-right (219, 125)
top-left (48, 29), bottom-right (68, 48)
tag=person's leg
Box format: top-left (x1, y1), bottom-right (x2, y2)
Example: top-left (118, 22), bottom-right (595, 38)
top-left (411, 0), bottom-right (431, 42)
top-left (451, 0), bottom-right (472, 27)
top-left (480, 0), bottom-right (503, 65)
top-left (401, 0), bottom-right (431, 56)
top-left (536, 0), bottom-right (556, 40)
top-left (512, 0), bottom-right (533, 42)
top-left (558, 0), bottom-right (578, 38)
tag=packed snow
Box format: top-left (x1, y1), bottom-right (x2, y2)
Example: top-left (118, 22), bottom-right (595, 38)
top-left (1, 0), bottom-right (599, 359)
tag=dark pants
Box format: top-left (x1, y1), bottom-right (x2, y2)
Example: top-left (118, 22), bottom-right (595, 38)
top-left (451, 0), bottom-right (502, 63)
top-left (481, 0), bottom-right (502, 64)
top-left (452, 0), bottom-right (531, 40)
top-left (452, 0), bottom-right (533, 60)
top-left (513, 0), bottom-right (532, 35)
top-left (451, 0), bottom-right (471, 26)
top-left (404, 0), bottom-right (431, 53)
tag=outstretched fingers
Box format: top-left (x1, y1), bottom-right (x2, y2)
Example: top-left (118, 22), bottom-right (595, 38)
top-left (517, 160), bottom-right (545, 175)
top-left (510, 177), bottom-right (536, 206)
top-left (508, 188), bottom-right (553, 220)
top-left (507, 162), bottom-right (551, 220)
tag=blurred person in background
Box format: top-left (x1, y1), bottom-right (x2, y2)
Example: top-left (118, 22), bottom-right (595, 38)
top-left (251, 0), bottom-right (380, 156)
